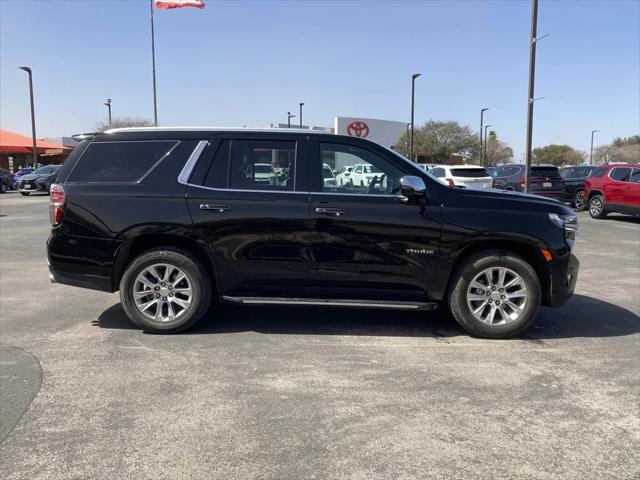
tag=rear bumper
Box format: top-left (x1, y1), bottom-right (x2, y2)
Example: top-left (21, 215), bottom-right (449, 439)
top-left (48, 263), bottom-right (112, 292)
top-left (547, 252), bottom-right (579, 307)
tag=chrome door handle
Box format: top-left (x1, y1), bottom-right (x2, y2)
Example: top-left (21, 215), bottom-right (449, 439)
top-left (315, 207), bottom-right (345, 216)
top-left (200, 204), bottom-right (229, 212)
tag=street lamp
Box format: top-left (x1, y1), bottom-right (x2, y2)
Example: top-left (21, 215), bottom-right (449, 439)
top-left (410, 73), bottom-right (421, 161)
top-left (103, 98), bottom-right (112, 126)
top-left (406, 123), bottom-right (411, 158)
top-left (299, 103), bottom-right (304, 128)
top-left (484, 125), bottom-right (492, 165)
top-left (19, 66), bottom-right (38, 167)
top-left (287, 112), bottom-right (296, 128)
top-left (480, 107), bottom-right (489, 166)
top-left (590, 130), bottom-right (599, 165)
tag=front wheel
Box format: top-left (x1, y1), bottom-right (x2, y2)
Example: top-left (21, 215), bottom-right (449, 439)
top-left (588, 194), bottom-right (607, 219)
top-left (448, 251), bottom-right (541, 338)
top-left (0, 183), bottom-right (6, 193)
top-left (119, 247), bottom-right (212, 333)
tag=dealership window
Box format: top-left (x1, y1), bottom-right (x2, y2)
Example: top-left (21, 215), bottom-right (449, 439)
top-left (318, 143), bottom-right (403, 195)
top-left (229, 140), bottom-right (295, 191)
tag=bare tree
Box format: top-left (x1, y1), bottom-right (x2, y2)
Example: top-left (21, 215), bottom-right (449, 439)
top-left (592, 136), bottom-right (640, 164)
top-left (484, 131), bottom-right (514, 166)
top-left (94, 117), bottom-right (154, 133)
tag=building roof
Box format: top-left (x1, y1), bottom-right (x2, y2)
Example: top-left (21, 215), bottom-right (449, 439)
top-left (0, 129), bottom-right (72, 154)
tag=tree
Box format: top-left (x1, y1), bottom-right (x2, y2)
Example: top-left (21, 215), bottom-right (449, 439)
top-left (484, 131), bottom-right (513, 166)
top-left (531, 144), bottom-right (585, 166)
top-left (395, 120), bottom-right (479, 162)
top-left (592, 136), bottom-right (639, 164)
top-left (94, 117), bottom-right (154, 132)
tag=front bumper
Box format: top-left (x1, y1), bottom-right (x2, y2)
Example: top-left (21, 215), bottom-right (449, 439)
top-left (547, 252), bottom-right (579, 307)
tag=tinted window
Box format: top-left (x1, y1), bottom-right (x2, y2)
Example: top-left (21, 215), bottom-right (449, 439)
top-left (229, 140), bottom-right (295, 191)
top-left (319, 143), bottom-right (403, 195)
top-left (430, 167), bottom-right (445, 178)
top-left (68, 141), bottom-right (177, 182)
top-left (590, 166), bottom-right (607, 178)
top-left (559, 167), bottom-right (572, 178)
top-left (630, 169), bottom-right (640, 183)
top-left (34, 166), bottom-right (55, 174)
top-left (201, 140), bottom-right (230, 189)
top-left (610, 167), bottom-right (632, 182)
top-left (531, 167), bottom-right (560, 178)
top-left (450, 168), bottom-right (489, 178)
top-left (501, 166), bottom-right (521, 177)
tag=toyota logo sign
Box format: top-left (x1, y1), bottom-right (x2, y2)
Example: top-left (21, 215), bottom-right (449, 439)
top-left (347, 121), bottom-right (370, 138)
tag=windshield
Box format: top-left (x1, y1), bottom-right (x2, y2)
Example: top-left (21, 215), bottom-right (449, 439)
top-left (363, 164), bottom-right (382, 174)
top-left (253, 164), bottom-right (273, 174)
top-left (34, 166), bottom-right (53, 174)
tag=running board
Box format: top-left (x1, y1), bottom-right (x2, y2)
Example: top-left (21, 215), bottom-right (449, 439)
top-left (221, 296), bottom-right (438, 311)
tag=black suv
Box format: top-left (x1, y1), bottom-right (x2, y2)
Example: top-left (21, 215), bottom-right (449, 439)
top-left (47, 128), bottom-right (579, 338)
top-left (492, 164), bottom-right (565, 200)
top-left (558, 165), bottom-right (599, 209)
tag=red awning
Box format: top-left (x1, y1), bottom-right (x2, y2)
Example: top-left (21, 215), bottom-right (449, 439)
top-left (0, 129), bottom-right (73, 154)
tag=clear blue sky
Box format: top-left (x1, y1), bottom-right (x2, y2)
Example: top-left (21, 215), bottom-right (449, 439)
top-left (1, 0), bottom-right (638, 159)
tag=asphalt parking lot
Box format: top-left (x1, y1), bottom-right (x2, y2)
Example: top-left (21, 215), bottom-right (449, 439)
top-left (1, 191), bottom-right (639, 480)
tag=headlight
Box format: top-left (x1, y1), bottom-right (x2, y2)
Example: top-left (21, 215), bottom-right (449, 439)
top-left (549, 213), bottom-right (578, 241)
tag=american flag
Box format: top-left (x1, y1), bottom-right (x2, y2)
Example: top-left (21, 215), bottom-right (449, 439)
top-left (154, 0), bottom-right (205, 9)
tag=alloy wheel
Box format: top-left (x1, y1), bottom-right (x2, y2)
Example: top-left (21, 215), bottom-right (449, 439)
top-left (574, 191), bottom-right (585, 209)
top-left (133, 263), bottom-right (193, 323)
top-left (589, 197), bottom-right (602, 216)
top-left (466, 267), bottom-right (528, 325)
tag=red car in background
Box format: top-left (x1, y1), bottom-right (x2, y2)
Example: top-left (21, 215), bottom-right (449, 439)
top-left (584, 163), bottom-right (640, 219)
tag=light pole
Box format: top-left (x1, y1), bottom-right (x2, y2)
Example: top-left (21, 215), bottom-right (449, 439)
top-left (287, 112), bottom-right (295, 128)
top-left (590, 130), bottom-right (599, 165)
top-left (103, 98), bottom-right (112, 126)
top-left (406, 123), bottom-right (411, 157)
top-left (524, 0), bottom-right (539, 193)
top-left (484, 125), bottom-right (492, 166)
top-left (410, 73), bottom-right (421, 161)
top-left (299, 103), bottom-right (304, 128)
top-left (19, 66), bottom-right (37, 167)
top-left (480, 107), bottom-right (489, 165)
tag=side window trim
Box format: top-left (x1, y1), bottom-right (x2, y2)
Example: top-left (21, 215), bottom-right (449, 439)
top-left (177, 140), bottom-right (211, 185)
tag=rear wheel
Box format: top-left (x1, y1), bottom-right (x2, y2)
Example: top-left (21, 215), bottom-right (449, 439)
top-left (573, 189), bottom-right (585, 210)
top-left (0, 183), bottom-right (6, 193)
top-left (588, 194), bottom-right (607, 219)
top-left (448, 250), bottom-right (541, 338)
top-left (120, 247), bottom-right (211, 333)
top-left (20, 191), bottom-right (30, 196)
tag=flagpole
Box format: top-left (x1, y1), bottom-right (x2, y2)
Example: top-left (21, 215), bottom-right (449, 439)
top-left (150, 0), bottom-right (158, 126)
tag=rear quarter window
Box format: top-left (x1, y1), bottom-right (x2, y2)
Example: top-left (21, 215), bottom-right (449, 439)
top-left (67, 140), bottom-right (178, 182)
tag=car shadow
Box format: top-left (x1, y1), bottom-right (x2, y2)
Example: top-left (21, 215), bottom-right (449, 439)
top-left (93, 294), bottom-right (640, 341)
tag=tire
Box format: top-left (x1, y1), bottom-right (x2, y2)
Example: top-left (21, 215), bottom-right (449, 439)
top-left (573, 190), bottom-right (585, 210)
top-left (119, 247), bottom-right (212, 333)
top-left (360, 180), bottom-right (364, 187)
top-left (447, 250), bottom-right (542, 339)
top-left (588, 194), bottom-right (607, 219)
top-left (20, 192), bottom-right (30, 196)
top-left (0, 183), bottom-right (6, 193)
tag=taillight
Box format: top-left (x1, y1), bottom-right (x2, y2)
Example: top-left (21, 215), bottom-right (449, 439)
top-left (446, 178), bottom-right (455, 187)
top-left (518, 176), bottom-right (525, 185)
top-left (49, 183), bottom-right (65, 226)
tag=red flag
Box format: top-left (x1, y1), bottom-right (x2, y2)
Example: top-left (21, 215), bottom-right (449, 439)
top-left (154, 0), bottom-right (205, 9)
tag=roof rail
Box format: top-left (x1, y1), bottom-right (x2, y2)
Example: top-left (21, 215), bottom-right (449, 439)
top-left (71, 132), bottom-right (98, 142)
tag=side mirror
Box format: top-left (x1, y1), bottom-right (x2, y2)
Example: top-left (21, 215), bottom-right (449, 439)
top-left (399, 175), bottom-right (428, 203)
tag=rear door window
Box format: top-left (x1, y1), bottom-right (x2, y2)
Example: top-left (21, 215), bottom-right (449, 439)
top-left (450, 168), bottom-right (489, 178)
top-left (68, 141), bottom-right (178, 182)
top-left (609, 167), bottom-right (632, 182)
top-left (229, 140), bottom-right (295, 191)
